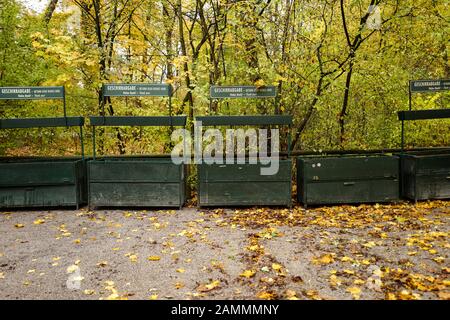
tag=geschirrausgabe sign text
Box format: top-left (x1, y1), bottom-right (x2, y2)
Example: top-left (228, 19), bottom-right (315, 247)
top-left (0, 87), bottom-right (64, 100)
top-left (103, 84), bottom-right (172, 97)
top-left (211, 86), bottom-right (277, 99)
top-left (410, 79), bottom-right (450, 93)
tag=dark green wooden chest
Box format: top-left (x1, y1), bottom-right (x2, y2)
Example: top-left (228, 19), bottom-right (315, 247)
top-left (0, 157), bottom-right (87, 209)
top-left (197, 159), bottom-right (292, 207)
top-left (87, 157), bottom-right (186, 208)
top-left (400, 151), bottom-right (450, 201)
top-left (297, 155), bottom-right (400, 207)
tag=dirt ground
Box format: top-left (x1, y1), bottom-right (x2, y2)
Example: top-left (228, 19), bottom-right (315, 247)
top-left (0, 201), bottom-right (449, 300)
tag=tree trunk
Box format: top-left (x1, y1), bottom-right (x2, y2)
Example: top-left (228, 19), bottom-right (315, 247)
top-left (177, 0), bottom-right (194, 129)
top-left (339, 58), bottom-right (354, 146)
top-left (43, 0), bottom-right (58, 25)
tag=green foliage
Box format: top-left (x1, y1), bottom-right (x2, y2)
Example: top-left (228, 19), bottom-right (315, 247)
top-left (0, 0), bottom-right (449, 156)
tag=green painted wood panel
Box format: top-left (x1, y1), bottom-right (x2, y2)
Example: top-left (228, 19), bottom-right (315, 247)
top-left (198, 161), bottom-right (291, 182)
top-left (0, 161), bottom-right (76, 186)
top-left (400, 152), bottom-right (450, 201)
top-left (89, 183), bottom-right (183, 207)
top-left (398, 109), bottom-right (450, 121)
top-left (89, 160), bottom-right (182, 183)
top-left (198, 160), bottom-right (292, 207)
top-left (297, 155), bottom-right (400, 206)
top-left (0, 185), bottom-right (78, 208)
top-left (0, 117), bottom-right (84, 129)
top-left (0, 159), bottom-right (86, 208)
top-left (198, 181), bottom-right (291, 206)
top-left (196, 115), bottom-right (292, 126)
top-left (87, 158), bottom-right (185, 208)
top-left (303, 180), bottom-right (400, 205)
top-left (89, 116), bottom-right (186, 127)
top-left (299, 155), bottom-right (399, 182)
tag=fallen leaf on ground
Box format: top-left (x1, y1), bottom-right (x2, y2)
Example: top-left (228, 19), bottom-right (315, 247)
top-left (148, 256), bottom-right (161, 261)
top-left (257, 291), bottom-right (276, 300)
top-left (197, 280), bottom-right (220, 292)
top-left (96, 261), bottom-right (108, 267)
top-left (240, 270), bottom-right (256, 278)
top-left (312, 253), bottom-right (334, 265)
top-left (175, 282), bottom-right (185, 289)
top-left (346, 286), bottom-right (361, 299)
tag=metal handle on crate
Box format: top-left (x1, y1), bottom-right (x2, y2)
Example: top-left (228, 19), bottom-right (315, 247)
top-left (343, 182), bottom-right (356, 186)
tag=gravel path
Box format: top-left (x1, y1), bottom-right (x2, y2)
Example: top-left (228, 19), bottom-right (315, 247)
top-left (0, 202), bottom-right (449, 300)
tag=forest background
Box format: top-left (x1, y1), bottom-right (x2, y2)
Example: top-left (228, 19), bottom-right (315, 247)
top-left (0, 0), bottom-right (449, 157)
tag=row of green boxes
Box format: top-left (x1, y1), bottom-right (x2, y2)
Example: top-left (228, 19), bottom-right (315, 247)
top-left (1, 151), bottom-right (449, 209)
top-left (297, 152), bottom-right (450, 207)
top-left (1, 83), bottom-right (449, 209)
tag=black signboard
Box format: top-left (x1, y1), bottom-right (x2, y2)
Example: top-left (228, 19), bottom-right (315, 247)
top-left (0, 86), bottom-right (64, 100)
top-left (410, 80), bottom-right (450, 93)
top-left (210, 86), bottom-right (277, 99)
top-left (102, 84), bottom-right (172, 97)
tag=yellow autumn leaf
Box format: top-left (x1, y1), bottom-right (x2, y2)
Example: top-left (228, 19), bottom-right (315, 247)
top-left (15, 224), bottom-right (24, 229)
top-left (386, 292), bottom-right (397, 300)
top-left (330, 275), bottom-right (342, 287)
top-left (148, 256), bottom-right (161, 261)
top-left (176, 268), bottom-right (186, 273)
top-left (175, 282), bottom-right (185, 289)
top-left (149, 294), bottom-right (158, 300)
top-left (96, 261), bottom-right (108, 267)
top-left (285, 289), bottom-right (298, 300)
top-left (341, 256), bottom-right (353, 262)
top-left (363, 241), bottom-right (376, 248)
top-left (254, 79), bottom-right (266, 87)
top-left (343, 269), bottom-right (355, 275)
top-left (84, 289), bottom-right (95, 295)
top-left (240, 270), bottom-right (256, 278)
top-left (313, 253), bottom-right (334, 265)
top-left (272, 263), bottom-right (283, 271)
top-left (346, 286), bottom-right (361, 299)
top-left (33, 219), bottom-right (45, 225)
top-left (198, 280), bottom-right (220, 292)
top-left (66, 265), bottom-right (78, 274)
top-left (257, 291), bottom-right (276, 300)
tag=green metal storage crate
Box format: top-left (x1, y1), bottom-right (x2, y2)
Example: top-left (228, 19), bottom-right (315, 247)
top-left (198, 159), bottom-right (292, 207)
top-left (88, 156), bottom-right (186, 208)
top-left (0, 86), bottom-right (86, 209)
top-left (398, 106), bottom-right (450, 201)
top-left (196, 115), bottom-right (293, 207)
top-left (297, 155), bottom-right (400, 207)
top-left (399, 151), bottom-right (450, 201)
top-left (87, 83), bottom-right (187, 209)
top-left (0, 156), bottom-right (86, 208)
